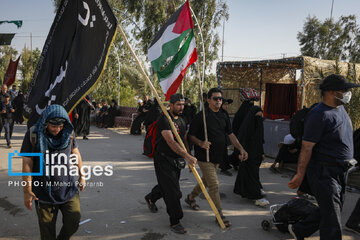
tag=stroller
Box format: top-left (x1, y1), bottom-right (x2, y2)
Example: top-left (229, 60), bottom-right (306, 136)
top-left (261, 197), bottom-right (318, 232)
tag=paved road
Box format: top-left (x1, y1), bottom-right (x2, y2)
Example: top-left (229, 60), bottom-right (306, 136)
top-left (0, 124), bottom-right (358, 240)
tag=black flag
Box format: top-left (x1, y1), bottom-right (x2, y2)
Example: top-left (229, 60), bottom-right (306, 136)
top-left (24, 0), bottom-right (117, 127)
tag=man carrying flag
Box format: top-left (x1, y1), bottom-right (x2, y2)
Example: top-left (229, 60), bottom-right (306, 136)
top-left (145, 0), bottom-right (201, 233)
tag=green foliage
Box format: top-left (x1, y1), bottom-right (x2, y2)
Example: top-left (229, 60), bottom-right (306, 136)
top-left (51, 0), bottom-right (228, 106)
top-left (0, 46), bottom-right (41, 93)
top-left (0, 46), bottom-right (18, 84)
top-left (18, 47), bottom-right (41, 92)
top-left (345, 87), bottom-right (360, 130)
top-left (299, 15), bottom-right (360, 129)
top-left (298, 15), bottom-right (360, 63)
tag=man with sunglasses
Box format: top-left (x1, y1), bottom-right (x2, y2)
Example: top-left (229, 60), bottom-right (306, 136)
top-left (185, 88), bottom-right (248, 228)
top-left (288, 74), bottom-right (360, 240)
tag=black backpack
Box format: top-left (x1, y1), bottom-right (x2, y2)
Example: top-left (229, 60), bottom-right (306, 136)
top-left (289, 108), bottom-right (310, 142)
top-left (274, 198), bottom-right (318, 233)
top-left (143, 119), bottom-right (159, 158)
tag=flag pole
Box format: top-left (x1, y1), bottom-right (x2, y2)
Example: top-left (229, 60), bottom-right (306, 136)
top-left (189, 6), bottom-right (210, 162)
top-left (116, 23), bottom-right (226, 230)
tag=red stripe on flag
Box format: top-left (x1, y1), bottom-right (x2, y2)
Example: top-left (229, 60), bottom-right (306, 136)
top-left (164, 48), bottom-right (198, 100)
top-left (4, 56), bottom-right (20, 86)
top-left (172, 0), bottom-right (194, 34)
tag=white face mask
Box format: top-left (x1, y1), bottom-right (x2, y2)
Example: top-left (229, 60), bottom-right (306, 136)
top-left (335, 91), bottom-right (352, 104)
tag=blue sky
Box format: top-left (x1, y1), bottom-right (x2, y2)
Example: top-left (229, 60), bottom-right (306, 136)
top-left (0, 0), bottom-right (360, 61)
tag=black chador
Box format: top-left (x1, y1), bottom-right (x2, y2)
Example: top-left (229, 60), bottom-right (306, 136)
top-left (234, 106), bottom-right (264, 199)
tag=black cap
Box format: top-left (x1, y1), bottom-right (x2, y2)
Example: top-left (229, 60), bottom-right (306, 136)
top-left (169, 93), bottom-right (185, 103)
top-left (3, 93), bottom-right (10, 98)
top-left (319, 74), bottom-right (360, 91)
top-left (47, 117), bottom-right (66, 125)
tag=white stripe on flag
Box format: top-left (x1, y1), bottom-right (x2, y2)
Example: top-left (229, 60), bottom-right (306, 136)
top-left (159, 37), bottom-right (196, 93)
top-left (148, 23), bottom-right (179, 62)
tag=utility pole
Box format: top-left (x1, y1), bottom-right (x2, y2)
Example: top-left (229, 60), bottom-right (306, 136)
top-left (221, 18), bottom-right (225, 62)
top-left (30, 32), bottom-right (33, 68)
top-left (330, 0), bottom-right (334, 19)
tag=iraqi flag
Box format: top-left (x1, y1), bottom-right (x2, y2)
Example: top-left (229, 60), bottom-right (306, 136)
top-left (24, 0), bottom-right (117, 127)
top-left (148, 0), bottom-right (197, 100)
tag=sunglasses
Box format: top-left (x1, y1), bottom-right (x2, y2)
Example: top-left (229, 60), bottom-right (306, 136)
top-left (212, 97), bottom-right (223, 101)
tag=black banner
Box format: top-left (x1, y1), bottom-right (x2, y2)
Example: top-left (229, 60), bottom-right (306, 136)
top-left (24, 0), bottom-right (117, 127)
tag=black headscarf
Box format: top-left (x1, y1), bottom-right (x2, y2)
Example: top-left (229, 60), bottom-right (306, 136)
top-left (237, 106), bottom-right (264, 160)
top-left (232, 100), bottom-right (254, 135)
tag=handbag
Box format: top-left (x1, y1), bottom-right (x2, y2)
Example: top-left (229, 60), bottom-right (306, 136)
top-left (159, 152), bottom-right (186, 169)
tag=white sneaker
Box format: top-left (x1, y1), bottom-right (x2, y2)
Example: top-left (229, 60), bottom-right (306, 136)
top-left (254, 198), bottom-right (269, 207)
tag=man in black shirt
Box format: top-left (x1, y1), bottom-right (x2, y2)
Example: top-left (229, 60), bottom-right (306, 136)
top-left (0, 83), bottom-right (9, 138)
top-left (1, 93), bottom-right (14, 148)
top-left (288, 74), bottom-right (360, 240)
top-left (144, 94), bottom-right (197, 234)
top-left (186, 88), bottom-right (248, 228)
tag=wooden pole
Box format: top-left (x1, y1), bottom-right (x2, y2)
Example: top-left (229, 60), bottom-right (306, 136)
top-left (116, 23), bottom-right (225, 230)
top-left (196, 63), bottom-right (210, 162)
top-left (189, 6), bottom-right (210, 162)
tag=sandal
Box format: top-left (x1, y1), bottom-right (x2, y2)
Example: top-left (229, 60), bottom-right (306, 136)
top-left (170, 224), bottom-right (187, 234)
top-left (145, 196), bottom-right (158, 213)
top-left (216, 215), bottom-right (232, 228)
top-left (185, 194), bottom-right (200, 211)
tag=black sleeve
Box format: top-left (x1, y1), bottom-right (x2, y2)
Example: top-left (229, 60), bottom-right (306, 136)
top-left (189, 112), bottom-right (202, 137)
top-left (157, 115), bottom-right (171, 133)
top-left (20, 130), bottom-right (32, 153)
top-left (225, 115), bottom-right (232, 135)
top-left (303, 111), bottom-right (325, 143)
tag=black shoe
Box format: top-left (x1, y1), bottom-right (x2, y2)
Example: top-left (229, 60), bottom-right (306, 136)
top-left (83, 136), bottom-right (89, 140)
top-left (220, 169), bottom-right (232, 176)
top-left (7, 144), bottom-right (12, 149)
top-left (170, 224), bottom-right (186, 234)
top-left (345, 222), bottom-right (360, 235)
top-left (145, 196), bottom-right (158, 213)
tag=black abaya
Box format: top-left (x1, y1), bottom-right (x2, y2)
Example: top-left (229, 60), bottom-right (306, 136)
top-left (234, 106), bottom-right (264, 200)
top-left (73, 99), bottom-right (92, 136)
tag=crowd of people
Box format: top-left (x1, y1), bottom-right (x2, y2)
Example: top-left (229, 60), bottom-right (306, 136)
top-left (0, 84), bottom-right (24, 148)
top-left (0, 74), bottom-right (357, 239)
top-left (140, 74), bottom-right (360, 239)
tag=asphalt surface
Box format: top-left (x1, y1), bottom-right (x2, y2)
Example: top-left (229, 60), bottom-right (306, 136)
top-left (0, 124), bottom-right (358, 240)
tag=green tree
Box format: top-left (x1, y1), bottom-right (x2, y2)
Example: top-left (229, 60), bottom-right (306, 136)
top-left (0, 46), bottom-right (18, 84)
top-left (52, 0), bottom-right (228, 104)
top-left (298, 15), bottom-right (360, 128)
top-left (298, 15), bottom-right (360, 62)
top-left (123, 0), bottom-right (228, 72)
top-left (18, 47), bottom-right (41, 92)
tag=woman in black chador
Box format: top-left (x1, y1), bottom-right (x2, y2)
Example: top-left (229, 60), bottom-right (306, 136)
top-left (230, 100), bottom-right (254, 169)
top-left (233, 106), bottom-right (269, 207)
top-left (73, 97), bottom-right (93, 139)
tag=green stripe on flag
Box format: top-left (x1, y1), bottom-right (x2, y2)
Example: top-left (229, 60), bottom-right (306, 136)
top-left (150, 29), bottom-right (190, 72)
top-left (157, 30), bottom-right (194, 81)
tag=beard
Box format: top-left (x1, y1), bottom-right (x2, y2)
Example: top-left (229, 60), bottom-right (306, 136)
top-left (172, 110), bottom-right (182, 116)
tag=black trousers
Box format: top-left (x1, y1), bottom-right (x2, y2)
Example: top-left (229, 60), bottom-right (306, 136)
top-left (146, 151), bottom-right (183, 225)
top-left (347, 197), bottom-right (360, 225)
top-left (293, 163), bottom-right (347, 240)
top-left (0, 118), bottom-right (2, 136)
top-left (219, 149), bottom-right (231, 171)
